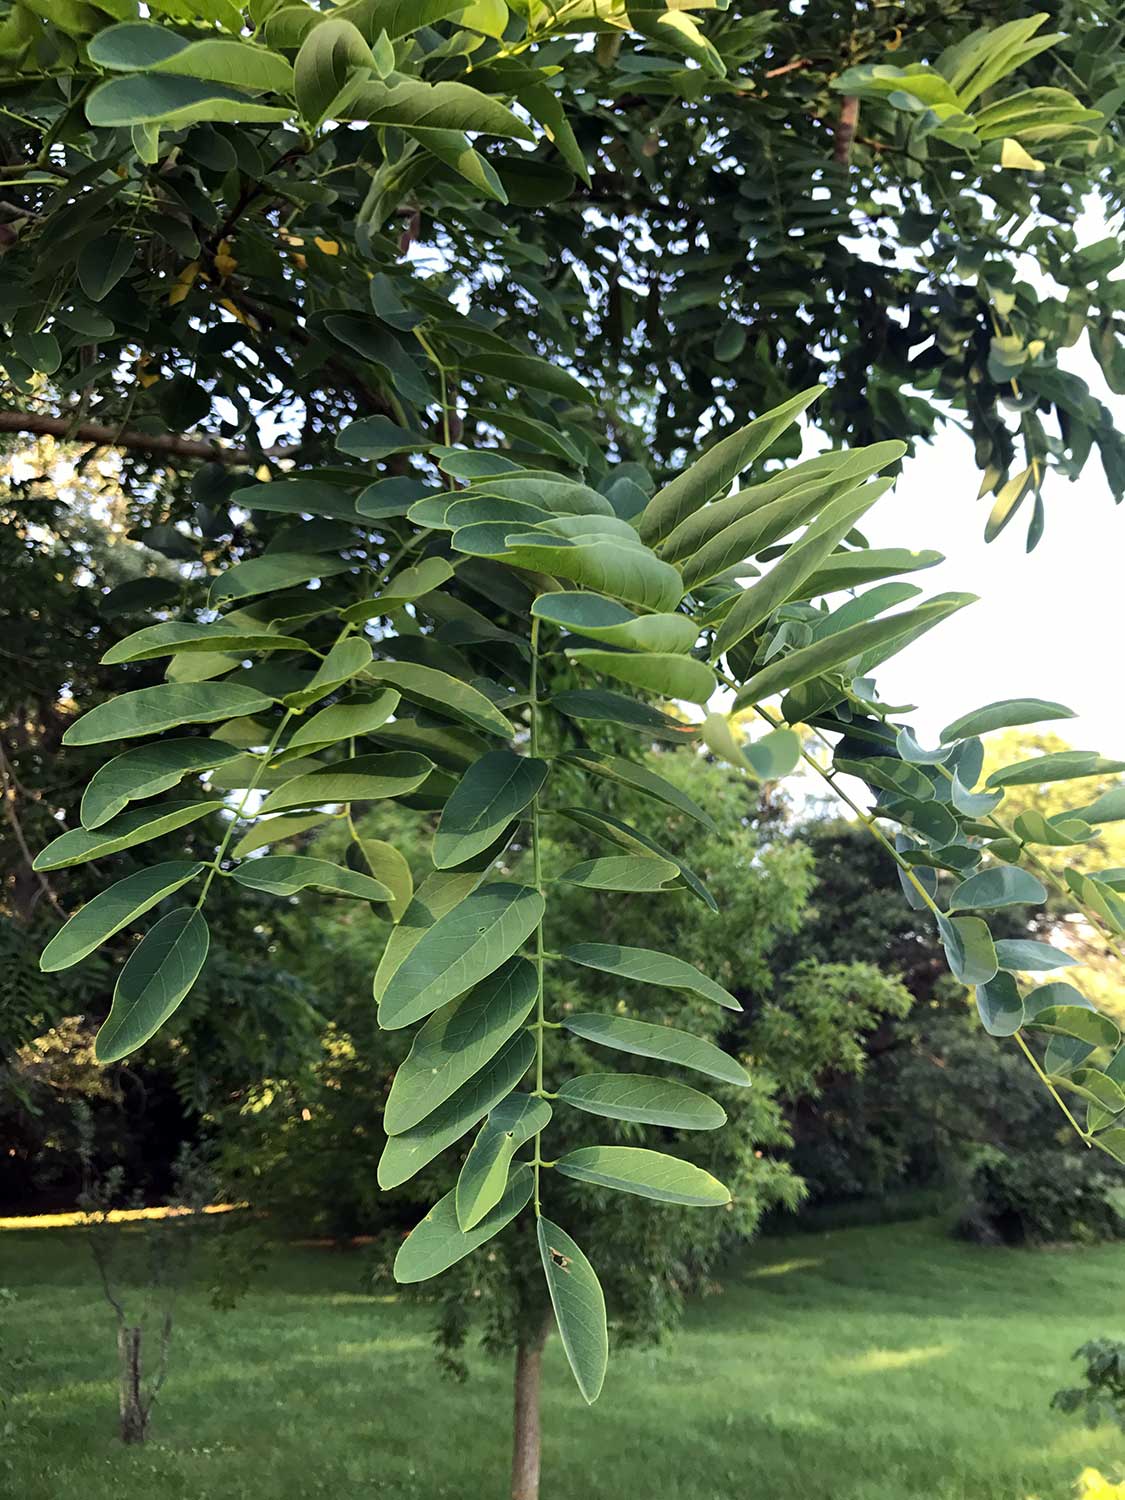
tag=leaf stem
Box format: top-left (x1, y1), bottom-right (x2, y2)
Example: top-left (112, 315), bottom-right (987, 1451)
top-left (1013, 1031), bottom-right (1090, 1145)
top-left (195, 708), bottom-right (293, 908)
top-left (529, 616), bottom-right (547, 1218)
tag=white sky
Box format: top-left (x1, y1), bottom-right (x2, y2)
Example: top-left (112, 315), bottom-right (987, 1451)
top-left (850, 346), bottom-right (1125, 759)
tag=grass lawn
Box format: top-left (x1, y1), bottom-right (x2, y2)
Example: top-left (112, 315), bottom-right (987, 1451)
top-left (4, 1216), bottom-right (1123, 1499)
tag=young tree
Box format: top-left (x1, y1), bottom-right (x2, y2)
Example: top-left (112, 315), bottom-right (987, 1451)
top-left (4, 4), bottom-right (1125, 1496)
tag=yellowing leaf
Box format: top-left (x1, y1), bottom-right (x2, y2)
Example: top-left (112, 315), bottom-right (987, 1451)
top-left (168, 261), bottom-right (200, 306)
top-left (313, 236), bottom-right (340, 255)
top-left (1000, 137), bottom-right (1045, 170)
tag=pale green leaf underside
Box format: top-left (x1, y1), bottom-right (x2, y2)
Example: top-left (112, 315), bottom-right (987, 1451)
top-left (394, 1164), bottom-right (534, 1285)
top-left (563, 1012), bottom-right (750, 1087)
top-left (555, 1146), bottom-right (732, 1206)
top-left (455, 1094), bottom-right (551, 1230)
top-left (563, 943), bottom-right (740, 1010)
top-left (537, 1217), bottom-right (608, 1405)
top-left (555, 1072), bottom-right (726, 1129)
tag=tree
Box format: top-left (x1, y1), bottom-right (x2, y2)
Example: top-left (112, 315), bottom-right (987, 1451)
top-left (4, 6), bottom-right (1125, 1498)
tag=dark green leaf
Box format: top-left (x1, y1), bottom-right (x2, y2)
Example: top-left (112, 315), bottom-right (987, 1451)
top-left (230, 855), bottom-right (391, 901)
top-left (936, 912), bottom-right (998, 986)
top-left (433, 751), bottom-right (548, 869)
top-left (63, 683), bottom-right (274, 745)
top-left (80, 740), bottom-right (241, 829)
top-left (975, 971), bottom-right (1024, 1037)
top-left (377, 1031), bottom-right (535, 1188)
top-left (948, 867), bottom-right (1047, 912)
top-left (940, 698), bottom-right (1076, 743)
top-left (40, 862), bottom-right (204, 972)
top-left (95, 909), bottom-right (209, 1063)
top-left (994, 938), bottom-right (1077, 972)
top-left (259, 752), bottom-right (433, 813)
top-left (35, 800), bottom-right (222, 871)
top-left (384, 957), bottom-right (538, 1134)
top-left (379, 884), bottom-right (545, 1030)
top-left (557, 855), bottom-right (679, 891)
top-left (366, 662), bottom-right (514, 738)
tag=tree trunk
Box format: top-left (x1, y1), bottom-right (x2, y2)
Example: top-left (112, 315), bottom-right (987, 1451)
top-left (511, 1314), bottom-right (552, 1500)
top-left (117, 1325), bottom-right (148, 1444)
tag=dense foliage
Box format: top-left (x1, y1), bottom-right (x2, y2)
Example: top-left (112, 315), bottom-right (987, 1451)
top-left (3, 6), bottom-right (1125, 1491)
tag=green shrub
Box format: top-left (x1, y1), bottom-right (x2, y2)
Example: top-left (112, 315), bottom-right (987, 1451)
top-left (957, 1149), bottom-right (1125, 1246)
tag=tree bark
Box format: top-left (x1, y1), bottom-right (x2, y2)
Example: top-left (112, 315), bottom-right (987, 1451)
top-left (0, 411), bottom-right (296, 465)
top-left (117, 1325), bottom-right (148, 1445)
top-left (510, 1313), bottom-right (553, 1500)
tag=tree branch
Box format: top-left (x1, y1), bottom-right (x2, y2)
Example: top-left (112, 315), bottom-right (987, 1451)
top-left (0, 411), bottom-right (297, 465)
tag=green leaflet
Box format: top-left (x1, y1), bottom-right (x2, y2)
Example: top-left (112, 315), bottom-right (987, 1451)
top-left (231, 812), bottom-right (338, 859)
top-left (209, 552), bottom-right (354, 605)
top-left (95, 908), bottom-right (209, 1063)
top-left (281, 637), bottom-right (372, 710)
top-left (636, 387), bottom-right (824, 545)
top-left (374, 841), bottom-right (510, 1001)
top-left (799, 547), bottom-right (943, 596)
top-left (101, 621), bottom-right (307, 664)
top-left (86, 76), bottom-right (291, 128)
top-left (455, 476), bottom-right (612, 516)
top-left (537, 1217), bottom-right (608, 1405)
top-left (80, 740), bottom-right (241, 829)
top-left (555, 1072), bottom-right (726, 1129)
top-left (947, 867), bottom-right (1047, 912)
top-left (994, 938), bottom-right (1077, 972)
top-left (986, 751), bottom-right (1125, 789)
top-left (1069, 787), bottom-right (1125, 825)
top-left (975, 971), bottom-right (1024, 1037)
top-left (550, 690), bottom-right (696, 742)
top-left (295, 19), bottom-right (377, 128)
top-left (88, 24), bottom-right (293, 91)
top-left (500, 535), bottom-right (684, 615)
top-left (556, 856), bottom-right (679, 891)
top-left (341, 559), bottom-right (455, 620)
top-left (365, 661), bottom-right (514, 738)
top-left (662, 442), bottom-right (906, 565)
top-left (455, 1094), bottom-right (551, 1230)
top-left (432, 750), bottom-right (548, 869)
top-left (735, 597), bottom-right (972, 708)
top-left (531, 592), bottom-right (698, 654)
top-left (567, 649), bottom-right (716, 706)
top-left (393, 1164), bottom-right (534, 1285)
top-left (383, 957), bottom-right (538, 1134)
top-left (1025, 1003), bottom-right (1120, 1049)
top-left (713, 483), bottom-right (892, 660)
top-left (936, 912), bottom-right (998, 987)
top-left (230, 856), bottom-right (392, 901)
top-left (563, 1012), bottom-right (750, 1088)
top-left (564, 942), bottom-right (740, 1010)
top-left (1012, 810), bottom-right (1095, 847)
top-left (281, 690), bottom-right (400, 756)
top-left (377, 1030), bottom-right (535, 1188)
top-left (940, 697), bottom-right (1077, 742)
top-left (35, 800), bottom-right (222, 871)
top-left (555, 1146), bottom-right (731, 1207)
top-left (40, 862), bottom-right (205, 972)
top-left (378, 884), bottom-right (545, 1030)
top-left (352, 839), bottom-right (413, 922)
top-left (259, 753), bottom-right (434, 813)
top-left (557, 751), bottom-right (715, 830)
top-left (554, 807), bottom-right (716, 911)
top-left (63, 683), bottom-right (274, 745)
top-left (347, 77), bottom-right (536, 143)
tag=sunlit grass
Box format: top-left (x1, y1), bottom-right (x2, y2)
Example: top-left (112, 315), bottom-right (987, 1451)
top-left (0, 1203), bottom-right (242, 1231)
top-left (5, 1217), bottom-right (1124, 1499)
